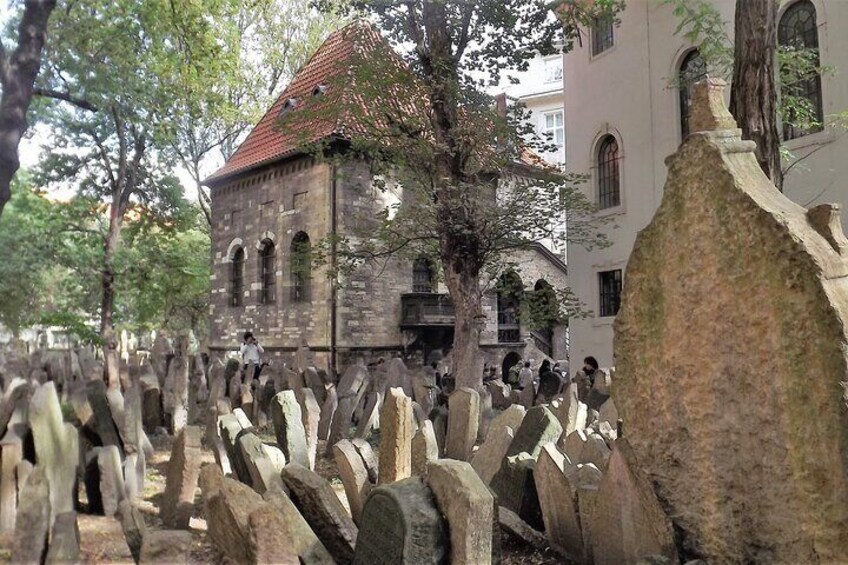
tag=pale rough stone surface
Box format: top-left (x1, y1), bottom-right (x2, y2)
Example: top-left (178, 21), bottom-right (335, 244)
top-left (333, 440), bottom-right (371, 525)
top-left (352, 438), bottom-right (380, 484)
top-left (46, 511), bottom-right (80, 564)
top-left (98, 445), bottom-right (125, 516)
top-left (13, 466), bottom-right (50, 565)
top-left (247, 505), bottom-right (300, 565)
top-left (282, 463), bottom-right (358, 564)
top-left (117, 500), bottom-right (146, 564)
top-left (161, 425), bottom-right (202, 529)
top-left (0, 425), bottom-right (23, 532)
top-left (614, 79), bottom-right (848, 563)
top-left (535, 443), bottom-right (584, 562)
top-left (425, 460), bottom-right (493, 565)
top-left (139, 530), bottom-right (192, 564)
top-left (411, 420), bottom-right (439, 477)
top-left (470, 425), bottom-right (514, 486)
top-left (355, 392), bottom-right (382, 440)
top-left (561, 429), bottom-right (587, 464)
top-left (203, 472), bottom-right (266, 564)
top-left (580, 432), bottom-right (612, 471)
top-left (378, 387), bottom-right (413, 484)
top-left (317, 386), bottom-right (337, 441)
top-left (262, 487), bottom-right (335, 564)
top-left (489, 404), bottom-right (525, 438)
top-left (587, 440), bottom-right (678, 565)
top-left (237, 432), bottom-right (284, 494)
top-left (295, 387), bottom-right (321, 470)
top-left (445, 387), bottom-right (480, 461)
top-left (270, 391), bottom-right (309, 467)
top-left (30, 383), bottom-right (80, 517)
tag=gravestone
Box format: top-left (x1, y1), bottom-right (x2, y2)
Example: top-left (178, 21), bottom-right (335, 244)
top-left (615, 79), bottom-right (848, 562)
top-left (202, 471), bottom-right (266, 564)
top-left (379, 388), bottom-right (413, 484)
top-left (236, 431), bottom-right (285, 493)
top-left (352, 438), bottom-right (380, 484)
top-left (295, 387), bottom-right (321, 470)
top-left (327, 396), bottom-right (356, 454)
top-left (118, 500), bottom-right (146, 564)
top-left (470, 425), bottom-right (514, 486)
top-left (333, 439), bottom-right (372, 525)
top-left (411, 420), bottom-right (439, 477)
top-left (270, 391), bottom-right (309, 467)
top-left (355, 392), bottom-right (381, 440)
top-left (12, 466), bottom-right (50, 564)
top-left (354, 477), bottom-right (449, 565)
top-left (496, 453), bottom-right (544, 531)
top-left (262, 487), bottom-right (335, 564)
top-left (425, 460), bottom-right (493, 564)
top-left (587, 440), bottom-right (677, 565)
top-left (281, 463), bottom-right (358, 564)
top-left (445, 387), bottom-right (479, 461)
top-left (303, 367), bottom-right (326, 405)
top-left (247, 505), bottom-right (300, 565)
top-left (139, 376), bottom-right (162, 433)
top-left (535, 443), bottom-right (584, 561)
top-left (98, 445), bottom-right (125, 516)
top-left (0, 424), bottom-right (23, 531)
top-left (46, 511), bottom-right (81, 564)
top-left (85, 380), bottom-right (123, 448)
top-left (161, 426), bottom-right (202, 529)
top-left (139, 530), bottom-right (192, 564)
top-left (489, 404), bottom-right (525, 435)
top-left (317, 385), bottom-right (338, 441)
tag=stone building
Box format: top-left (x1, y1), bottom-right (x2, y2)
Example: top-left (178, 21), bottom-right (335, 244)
top-left (563, 0), bottom-right (848, 366)
top-left (204, 23), bottom-right (569, 375)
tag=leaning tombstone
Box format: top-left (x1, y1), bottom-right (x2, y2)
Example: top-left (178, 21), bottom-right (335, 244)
top-left (12, 466), bottom-right (51, 565)
top-left (294, 387), bottom-right (321, 470)
top-left (425, 460), bottom-right (493, 564)
top-left (262, 487), bottom-right (335, 564)
top-left (353, 477), bottom-right (449, 565)
top-left (333, 440), bottom-right (372, 525)
top-left (535, 443), bottom-right (584, 561)
top-left (411, 420), bottom-right (439, 477)
top-left (98, 445), bottom-right (125, 516)
top-left (317, 385), bottom-right (337, 441)
top-left (270, 391), bottom-right (309, 467)
top-left (378, 387), bottom-right (413, 484)
top-left (161, 426), bottom-right (202, 529)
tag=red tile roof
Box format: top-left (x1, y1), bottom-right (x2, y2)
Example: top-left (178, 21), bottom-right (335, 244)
top-left (206, 21), bottom-right (392, 184)
top-left (206, 20), bottom-right (552, 184)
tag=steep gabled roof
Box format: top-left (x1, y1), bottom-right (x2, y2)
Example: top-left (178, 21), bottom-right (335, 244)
top-left (206, 21), bottom-right (393, 184)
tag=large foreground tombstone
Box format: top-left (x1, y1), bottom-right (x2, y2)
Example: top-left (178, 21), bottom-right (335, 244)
top-left (614, 79), bottom-right (848, 563)
top-left (354, 477), bottom-right (449, 565)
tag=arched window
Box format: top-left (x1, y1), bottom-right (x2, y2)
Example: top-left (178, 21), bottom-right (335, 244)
top-left (230, 247), bottom-right (244, 307)
top-left (679, 49), bottom-right (707, 139)
top-left (596, 135), bottom-right (620, 210)
top-left (413, 257), bottom-right (434, 293)
top-left (779, 0), bottom-right (823, 140)
top-left (258, 239), bottom-right (276, 304)
top-left (291, 232), bottom-right (311, 302)
top-left (497, 272), bottom-right (523, 343)
top-left (530, 279), bottom-right (557, 356)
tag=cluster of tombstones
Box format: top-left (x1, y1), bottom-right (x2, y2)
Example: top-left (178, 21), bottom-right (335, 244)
top-left (0, 333), bottom-right (218, 563)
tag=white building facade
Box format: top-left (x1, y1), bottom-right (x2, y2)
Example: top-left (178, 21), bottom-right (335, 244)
top-left (565, 0), bottom-right (848, 366)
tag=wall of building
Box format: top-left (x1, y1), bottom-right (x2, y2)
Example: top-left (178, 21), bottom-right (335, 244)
top-left (565, 0), bottom-right (848, 367)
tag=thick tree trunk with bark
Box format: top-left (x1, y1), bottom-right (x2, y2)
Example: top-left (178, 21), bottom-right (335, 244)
top-left (730, 0), bottom-right (783, 191)
top-left (442, 256), bottom-right (485, 390)
top-left (0, 0), bottom-right (57, 219)
top-left (101, 201), bottom-right (123, 388)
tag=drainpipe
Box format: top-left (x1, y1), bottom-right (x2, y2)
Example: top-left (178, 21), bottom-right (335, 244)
top-left (330, 163), bottom-right (338, 376)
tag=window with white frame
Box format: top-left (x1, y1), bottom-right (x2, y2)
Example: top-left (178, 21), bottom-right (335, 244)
top-left (543, 57), bottom-right (563, 84)
top-left (542, 111), bottom-right (565, 153)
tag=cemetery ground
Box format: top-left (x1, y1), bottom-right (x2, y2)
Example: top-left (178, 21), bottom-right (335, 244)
top-left (0, 418), bottom-right (560, 564)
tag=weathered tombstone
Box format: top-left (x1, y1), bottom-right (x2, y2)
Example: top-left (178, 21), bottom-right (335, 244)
top-left (351, 438), bottom-right (380, 484)
top-left (411, 420), bottom-right (439, 477)
top-left (561, 429), bottom-right (588, 464)
top-left (470, 426), bottom-right (514, 486)
top-left (425, 460), bottom-right (493, 564)
top-left (612, 78), bottom-right (848, 563)
top-left (550, 386), bottom-right (587, 440)
top-left (430, 406), bottom-right (447, 457)
top-left (490, 404), bottom-right (525, 435)
top-left (202, 470), bottom-right (266, 564)
top-left (0, 424), bottom-right (24, 532)
top-left (98, 445), bottom-right (125, 516)
top-left (236, 432), bottom-right (285, 494)
top-left (333, 439), bottom-right (372, 525)
top-left (247, 505), bottom-right (300, 565)
top-left (445, 387), bottom-right (479, 461)
top-left (262, 487), bottom-right (335, 564)
top-left (355, 392), bottom-right (382, 440)
top-left (281, 463), bottom-right (359, 564)
top-left (353, 477), bottom-right (449, 565)
top-left (29, 382), bottom-right (80, 519)
top-left (161, 426), bottom-right (202, 529)
top-left (496, 453), bottom-right (544, 531)
top-left (294, 387), bottom-right (321, 470)
top-left (487, 380), bottom-right (511, 409)
top-left (303, 367), bottom-right (326, 405)
top-left (587, 440), bottom-right (677, 565)
top-left (139, 375), bottom-right (162, 434)
top-left (379, 387), bottom-right (413, 484)
top-left (327, 396), bottom-right (356, 454)
top-left (45, 511), bottom-right (81, 564)
top-left (597, 398), bottom-right (619, 428)
top-left (386, 358), bottom-right (412, 397)
top-left (118, 500), bottom-right (146, 564)
top-left (85, 380), bottom-right (123, 448)
top-left (270, 391), bottom-right (309, 467)
top-left (13, 466), bottom-right (51, 564)
top-left (580, 432), bottom-right (612, 471)
top-left (535, 443), bottom-right (584, 561)
top-left (317, 385), bottom-right (337, 441)
top-left (139, 529), bottom-right (193, 564)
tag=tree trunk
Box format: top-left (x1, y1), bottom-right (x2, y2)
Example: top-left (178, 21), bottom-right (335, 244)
top-left (0, 0), bottom-right (57, 219)
top-left (100, 200), bottom-right (123, 388)
top-left (442, 259), bottom-right (484, 391)
top-left (730, 0), bottom-right (783, 191)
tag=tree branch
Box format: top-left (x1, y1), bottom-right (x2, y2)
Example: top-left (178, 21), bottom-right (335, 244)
top-left (33, 87), bottom-right (98, 112)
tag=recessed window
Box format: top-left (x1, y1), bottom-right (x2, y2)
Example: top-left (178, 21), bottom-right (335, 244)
top-left (543, 57), bottom-right (563, 84)
top-left (312, 85), bottom-right (327, 97)
top-left (598, 270), bottom-right (622, 317)
top-left (596, 135), bottom-right (621, 209)
top-left (230, 247), bottom-right (244, 307)
top-left (259, 239), bottom-right (276, 305)
top-left (291, 232), bottom-right (311, 302)
top-left (591, 17), bottom-right (614, 56)
top-left (280, 98), bottom-right (298, 118)
top-left (678, 49), bottom-right (707, 139)
top-left (779, 0), bottom-right (823, 140)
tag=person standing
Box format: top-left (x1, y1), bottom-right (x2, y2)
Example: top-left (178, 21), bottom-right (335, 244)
top-left (240, 331), bottom-right (264, 380)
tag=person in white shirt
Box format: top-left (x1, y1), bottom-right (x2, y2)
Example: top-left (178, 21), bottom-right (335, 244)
top-left (239, 331), bottom-right (264, 379)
